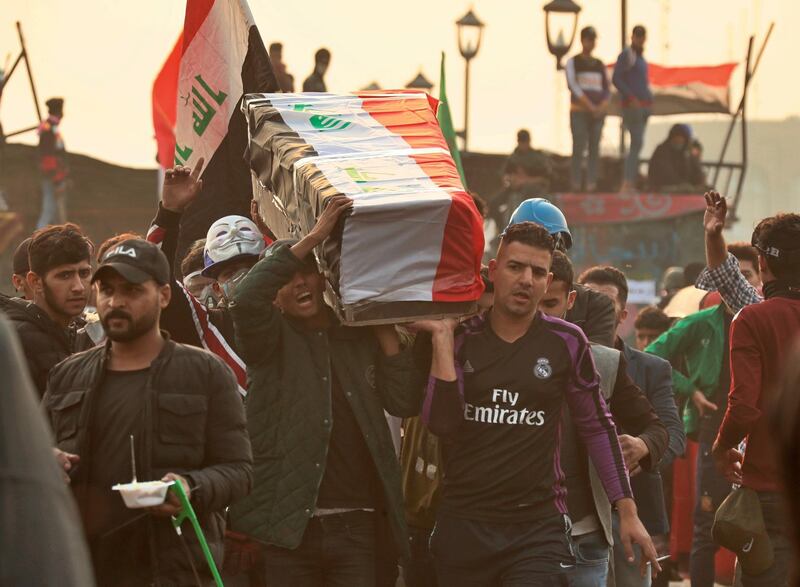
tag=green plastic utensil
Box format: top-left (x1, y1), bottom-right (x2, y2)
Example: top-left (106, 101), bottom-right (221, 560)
top-left (169, 481), bottom-right (224, 586)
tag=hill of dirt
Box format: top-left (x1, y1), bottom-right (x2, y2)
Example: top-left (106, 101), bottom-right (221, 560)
top-left (0, 143), bottom-right (158, 294)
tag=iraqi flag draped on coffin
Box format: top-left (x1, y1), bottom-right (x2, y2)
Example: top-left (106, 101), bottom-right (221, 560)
top-left (244, 92), bottom-right (485, 324)
top-left (608, 62), bottom-right (738, 116)
top-left (152, 0), bottom-right (279, 261)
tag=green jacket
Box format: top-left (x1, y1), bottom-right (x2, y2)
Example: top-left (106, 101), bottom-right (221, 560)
top-left (227, 244), bottom-right (424, 553)
top-left (645, 304), bottom-right (727, 435)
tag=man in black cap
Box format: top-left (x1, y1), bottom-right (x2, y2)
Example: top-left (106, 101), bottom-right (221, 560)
top-left (44, 238), bottom-right (252, 586)
top-left (37, 97), bottom-right (69, 228)
top-left (10, 237), bottom-right (33, 299)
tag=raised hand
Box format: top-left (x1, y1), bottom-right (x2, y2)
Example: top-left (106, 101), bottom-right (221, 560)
top-left (307, 195), bottom-right (354, 244)
top-left (162, 158), bottom-right (205, 213)
top-left (703, 191), bottom-right (728, 236)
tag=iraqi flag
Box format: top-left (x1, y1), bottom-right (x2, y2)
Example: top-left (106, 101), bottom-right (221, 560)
top-left (243, 92), bottom-right (485, 313)
top-left (609, 62), bottom-right (738, 116)
top-left (152, 0), bottom-right (279, 261)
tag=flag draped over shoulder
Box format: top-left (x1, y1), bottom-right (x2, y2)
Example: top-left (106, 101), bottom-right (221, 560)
top-left (152, 0), bottom-right (279, 262)
top-left (437, 52), bottom-right (467, 188)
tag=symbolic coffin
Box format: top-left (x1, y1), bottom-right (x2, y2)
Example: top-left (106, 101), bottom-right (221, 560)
top-left (243, 92), bottom-right (484, 325)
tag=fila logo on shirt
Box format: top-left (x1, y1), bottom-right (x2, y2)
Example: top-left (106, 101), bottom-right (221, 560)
top-left (534, 358), bottom-right (552, 379)
top-left (106, 245), bottom-right (137, 260)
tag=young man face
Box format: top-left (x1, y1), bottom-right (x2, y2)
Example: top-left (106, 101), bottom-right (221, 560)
top-left (582, 281), bottom-right (629, 330)
top-left (96, 272), bottom-right (170, 342)
top-left (738, 259), bottom-right (761, 288)
top-left (489, 241), bottom-right (553, 319)
top-left (275, 266), bottom-right (326, 321)
top-left (28, 260), bottom-right (91, 322)
top-left (632, 31), bottom-right (646, 52)
top-left (634, 328), bottom-right (663, 352)
top-left (538, 279), bottom-right (576, 319)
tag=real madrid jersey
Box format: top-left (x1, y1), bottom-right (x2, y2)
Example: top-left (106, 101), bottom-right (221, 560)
top-left (424, 311), bottom-right (631, 524)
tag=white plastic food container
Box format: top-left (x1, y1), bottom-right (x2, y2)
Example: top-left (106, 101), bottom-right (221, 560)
top-left (112, 480), bottom-right (174, 509)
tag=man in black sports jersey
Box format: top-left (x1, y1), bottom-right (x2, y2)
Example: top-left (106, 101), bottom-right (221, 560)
top-left (415, 222), bottom-right (659, 586)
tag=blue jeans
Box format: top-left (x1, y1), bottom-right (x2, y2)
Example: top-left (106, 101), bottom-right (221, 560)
top-left (570, 111), bottom-right (605, 189)
top-left (570, 530), bottom-right (609, 587)
top-left (622, 107), bottom-right (651, 182)
top-left (37, 177), bottom-right (58, 229)
top-left (690, 441), bottom-right (734, 587)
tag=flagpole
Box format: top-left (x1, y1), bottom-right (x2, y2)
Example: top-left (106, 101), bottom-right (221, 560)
top-left (463, 58), bottom-right (470, 152)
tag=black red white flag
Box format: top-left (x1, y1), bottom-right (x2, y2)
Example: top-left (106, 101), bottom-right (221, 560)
top-left (152, 0), bottom-right (279, 260)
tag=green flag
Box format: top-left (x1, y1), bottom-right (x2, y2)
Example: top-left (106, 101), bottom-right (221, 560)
top-left (437, 52), bottom-right (467, 188)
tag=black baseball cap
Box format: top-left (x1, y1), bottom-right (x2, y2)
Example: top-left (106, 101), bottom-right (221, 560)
top-left (92, 239), bottom-right (170, 285)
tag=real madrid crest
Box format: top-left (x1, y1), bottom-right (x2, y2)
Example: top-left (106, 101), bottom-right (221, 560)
top-left (534, 357), bottom-right (552, 379)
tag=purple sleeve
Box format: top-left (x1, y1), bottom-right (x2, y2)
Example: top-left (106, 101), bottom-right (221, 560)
top-left (421, 332), bottom-right (466, 439)
top-left (421, 377), bottom-right (464, 439)
top-left (562, 335), bottom-right (632, 503)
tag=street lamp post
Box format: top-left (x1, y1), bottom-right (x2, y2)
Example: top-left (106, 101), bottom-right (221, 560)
top-left (542, 0), bottom-right (582, 70)
top-left (456, 8), bottom-right (484, 152)
top-left (542, 0), bottom-right (630, 156)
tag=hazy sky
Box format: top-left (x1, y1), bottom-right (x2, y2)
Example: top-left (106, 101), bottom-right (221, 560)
top-left (1, 0), bottom-right (797, 168)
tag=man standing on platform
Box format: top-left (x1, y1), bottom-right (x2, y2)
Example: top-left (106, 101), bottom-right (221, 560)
top-left (613, 25), bottom-right (653, 192)
top-left (566, 26), bottom-right (610, 192)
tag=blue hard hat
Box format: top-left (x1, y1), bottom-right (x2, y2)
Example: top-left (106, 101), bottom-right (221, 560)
top-left (506, 197), bottom-right (572, 250)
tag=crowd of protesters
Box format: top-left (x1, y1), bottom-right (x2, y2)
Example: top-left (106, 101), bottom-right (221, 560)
top-left (3, 146), bottom-right (799, 587)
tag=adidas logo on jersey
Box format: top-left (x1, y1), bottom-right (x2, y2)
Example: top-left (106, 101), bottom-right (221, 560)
top-left (463, 360), bottom-right (474, 373)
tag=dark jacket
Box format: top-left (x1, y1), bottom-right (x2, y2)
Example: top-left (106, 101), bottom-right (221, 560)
top-left (228, 244), bottom-right (424, 554)
top-left (583, 344), bottom-right (668, 545)
top-left (647, 141), bottom-right (705, 192)
top-left (0, 294), bottom-right (92, 396)
top-left (0, 317), bottom-right (95, 586)
top-left (621, 341), bottom-right (686, 535)
top-left (42, 337), bottom-right (252, 585)
top-left (566, 284), bottom-right (617, 347)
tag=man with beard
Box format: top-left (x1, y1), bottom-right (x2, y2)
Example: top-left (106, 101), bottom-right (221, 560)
top-left (44, 238), bottom-right (252, 586)
top-left (0, 223), bottom-right (93, 396)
